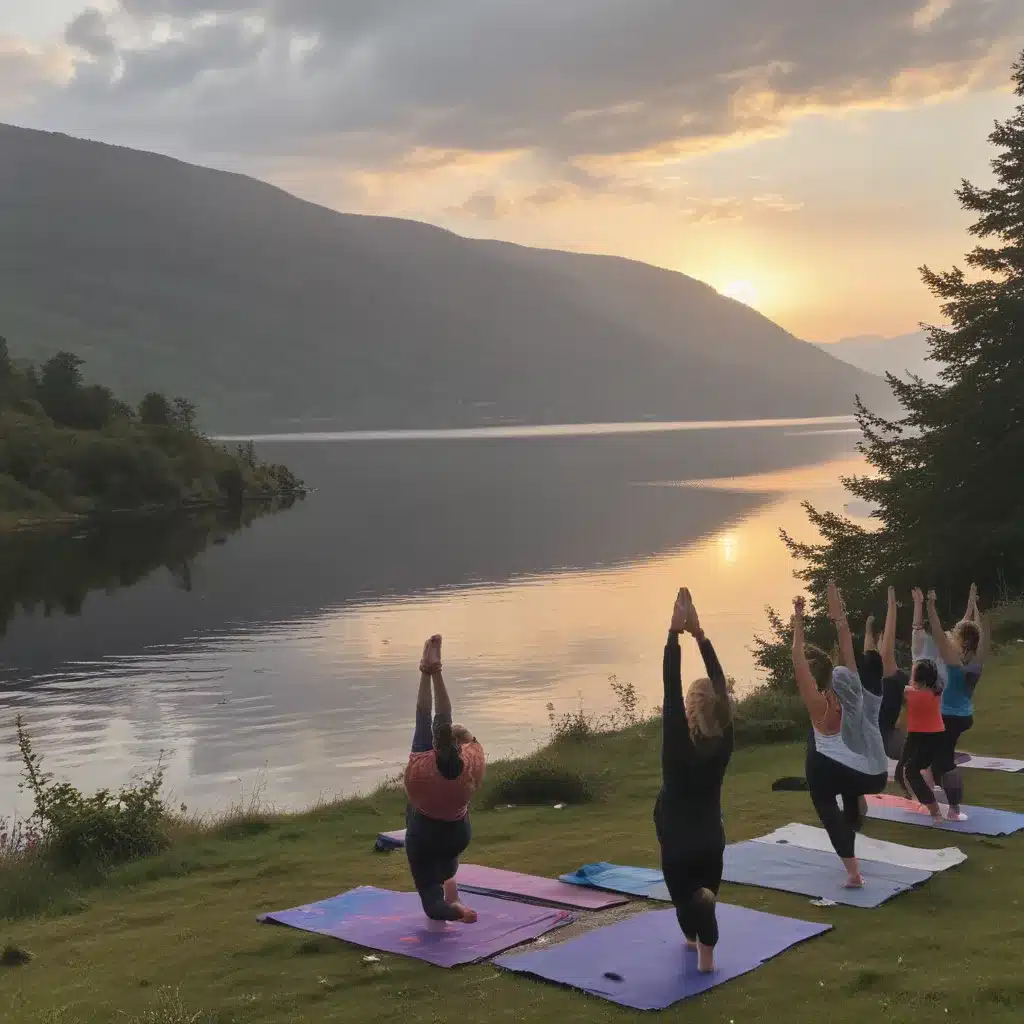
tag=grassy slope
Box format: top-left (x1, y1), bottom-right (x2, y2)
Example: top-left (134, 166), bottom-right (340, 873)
top-left (2, 649), bottom-right (1022, 1024)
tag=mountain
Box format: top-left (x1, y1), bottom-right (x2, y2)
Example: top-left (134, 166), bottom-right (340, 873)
top-left (816, 332), bottom-right (939, 384)
top-left (0, 123), bottom-right (893, 432)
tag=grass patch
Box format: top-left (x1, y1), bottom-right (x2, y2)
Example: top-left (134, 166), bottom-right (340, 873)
top-left (1, 623), bottom-right (1022, 1022)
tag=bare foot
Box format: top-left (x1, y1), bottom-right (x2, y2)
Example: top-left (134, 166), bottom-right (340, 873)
top-left (697, 942), bottom-right (715, 973)
top-left (840, 856), bottom-right (863, 888)
top-left (420, 634), bottom-right (442, 674)
top-left (452, 903), bottom-right (478, 924)
top-left (928, 807), bottom-right (944, 824)
top-left (443, 878), bottom-right (459, 904)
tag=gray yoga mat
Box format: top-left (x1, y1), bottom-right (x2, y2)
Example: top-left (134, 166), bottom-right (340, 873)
top-left (722, 840), bottom-right (933, 908)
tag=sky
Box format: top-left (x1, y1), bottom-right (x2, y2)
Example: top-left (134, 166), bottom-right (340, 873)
top-left (1, 2), bottom-right (1022, 342)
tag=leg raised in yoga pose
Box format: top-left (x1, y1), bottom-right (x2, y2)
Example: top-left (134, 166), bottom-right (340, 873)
top-left (404, 635), bottom-right (483, 924)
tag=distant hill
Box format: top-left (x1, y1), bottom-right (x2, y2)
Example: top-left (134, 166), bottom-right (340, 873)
top-left (816, 331), bottom-right (939, 384)
top-left (0, 123), bottom-right (893, 432)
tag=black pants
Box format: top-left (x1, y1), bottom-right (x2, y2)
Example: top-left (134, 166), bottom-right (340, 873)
top-left (931, 715), bottom-right (973, 807)
top-left (404, 806), bottom-right (471, 921)
top-left (805, 749), bottom-right (887, 859)
top-left (899, 732), bottom-right (946, 805)
top-left (660, 848), bottom-right (724, 947)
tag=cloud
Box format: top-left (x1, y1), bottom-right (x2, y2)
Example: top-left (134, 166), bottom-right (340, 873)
top-left (0, 38), bottom-right (74, 111)
top-left (445, 178), bottom-right (805, 224)
top-left (12, 1), bottom-right (1024, 182)
top-left (65, 9), bottom-right (116, 60)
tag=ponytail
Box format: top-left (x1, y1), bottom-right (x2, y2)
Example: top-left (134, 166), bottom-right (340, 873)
top-left (433, 722), bottom-right (464, 779)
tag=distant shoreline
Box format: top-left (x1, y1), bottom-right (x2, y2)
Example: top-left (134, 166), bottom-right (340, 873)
top-left (214, 414), bottom-right (858, 444)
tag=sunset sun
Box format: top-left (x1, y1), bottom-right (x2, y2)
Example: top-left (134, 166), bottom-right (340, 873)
top-left (720, 279), bottom-right (760, 307)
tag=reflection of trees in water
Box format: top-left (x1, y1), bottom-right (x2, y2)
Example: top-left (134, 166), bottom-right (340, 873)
top-left (0, 498), bottom-right (295, 636)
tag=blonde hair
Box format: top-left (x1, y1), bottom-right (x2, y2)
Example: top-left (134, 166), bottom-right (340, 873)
top-left (803, 644), bottom-right (836, 690)
top-left (950, 621), bottom-right (981, 661)
top-left (685, 677), bottom-right (733, 744)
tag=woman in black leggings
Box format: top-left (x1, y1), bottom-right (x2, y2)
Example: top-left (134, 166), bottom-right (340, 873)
top-left (654, 587), bottom-right (734, 974)
top-left (793, 585), bottom-right (889, 888)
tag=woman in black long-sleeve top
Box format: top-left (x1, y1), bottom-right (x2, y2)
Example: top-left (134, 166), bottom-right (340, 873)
top-left (654, 587), bottom-right (734, 974)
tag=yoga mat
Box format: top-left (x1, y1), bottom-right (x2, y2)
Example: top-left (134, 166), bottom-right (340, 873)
top-left (958, 753), bottom-right (1024, 773)
top-left (866, 794), bottom-right (1024, 836)
top-left (753, 823), bottom-right (967, 872)
top-left (455, 864), bottom-right (629, 909)
top-left (559, 862), bottom-right (670, 901)
top-left (723, 840), bottom-right (932, 908)
top-left (374, 829), bottom-right (406, 852)
top-left (260, 886), bottom-right (571, 967)
top-left (495, 903), bottom-right (831, 1010)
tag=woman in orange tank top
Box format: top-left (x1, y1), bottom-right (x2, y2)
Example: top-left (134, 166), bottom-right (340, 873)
top-left (403, 635), bottom-right (486, 923)
top-left (897, 658), bottom-right (947, 823)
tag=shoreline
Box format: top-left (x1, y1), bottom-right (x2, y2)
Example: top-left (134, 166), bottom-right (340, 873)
top-left (0, 488), bottom-right (308, 535)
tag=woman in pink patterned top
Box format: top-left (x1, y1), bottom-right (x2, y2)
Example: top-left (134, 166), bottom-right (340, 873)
top-left (403, 635), bottom-right (486, 922)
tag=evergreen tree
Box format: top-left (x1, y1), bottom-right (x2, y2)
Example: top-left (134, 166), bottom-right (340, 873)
top-left (755, 50), bottom-right (1024, 689)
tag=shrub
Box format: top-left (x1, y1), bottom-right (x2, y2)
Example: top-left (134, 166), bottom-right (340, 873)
top-left (732, 687), bottom-right (809, 746)
top-left (1, 943), bottom-right (32, 966)
top-left (16, 715), bottom-right (170, 869)
top-left (546, 702), bottom-right (595, 743)
top-left (478, 757), bottom-right (600, 809)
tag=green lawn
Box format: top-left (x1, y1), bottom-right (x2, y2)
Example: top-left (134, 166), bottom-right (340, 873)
top-left (2, 647), bottom-right (1022, 1024)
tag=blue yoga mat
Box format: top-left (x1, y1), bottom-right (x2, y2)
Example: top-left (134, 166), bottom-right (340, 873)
top-left (559, 862), bottom-right (669, 900)
top-left (374, 829), bottom-right (406, 852)
top-left (723, 841), bottom-right (932, 908)
top-left (866, 796), bottom-right (1024, 836)
top-left (496, 903), bottom-right (831, 1010)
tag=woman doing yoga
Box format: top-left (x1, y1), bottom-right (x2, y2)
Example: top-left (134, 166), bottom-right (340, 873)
top-left (654, 587), bottom-right (734, 975)
top-left (893, 654), bottom-right (951, 822)
top-left (914, 586), bottom-right (986, 820)
top-left (793, 584), bottom-right (888, 888)
top-left (404, 635), bottom-right (486, 923)
top-left (872, 586), bottom-right (909, 761)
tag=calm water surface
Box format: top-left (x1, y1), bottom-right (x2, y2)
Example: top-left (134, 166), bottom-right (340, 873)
top-left (0, 419), bottom-right (867, 818)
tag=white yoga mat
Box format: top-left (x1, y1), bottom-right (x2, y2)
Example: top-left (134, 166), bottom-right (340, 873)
top-left (889, 754), bottom-right (1024, 778)
top-left (958, 753), bottom-right (1024, 773)
top-left (752, 823), bottom-right (967, 872)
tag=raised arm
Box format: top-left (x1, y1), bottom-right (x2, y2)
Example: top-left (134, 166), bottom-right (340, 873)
top-left (684, 591), bottom-right (731, 729)
top-left (967, 584), bottom-right (989, 661)
top-left (791, 596), bottom-right (827, 719)
top-left (827, 582), bottom-right (857, 673)
top-left (911, 588), bottom-right (927, 661)
top-left (881, 586), bottom-right (898, 678)
top-left (927, 591), bottom-right (960, 665)
top-left (663, 589), bottom-right (694, 759)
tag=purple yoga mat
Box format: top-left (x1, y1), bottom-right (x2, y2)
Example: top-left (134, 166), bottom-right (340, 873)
top-left (455, 864), bottom-right (629, 909)
top-left (260, 886), bottom-right (573, 967)
top-left (495, 903), bottom-right (831, 1010)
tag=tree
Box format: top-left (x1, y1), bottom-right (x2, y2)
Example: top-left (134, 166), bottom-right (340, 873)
top-left (755, 49), bottom-right (1024, 688)
top-left (171, 397), bottom-right (197, 432)
top-left (36, 351), bottom-right (85, 426)
top-left (139, 392), bottom-right (173, 426)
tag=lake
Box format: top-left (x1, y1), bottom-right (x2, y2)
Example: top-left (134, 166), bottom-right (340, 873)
top-left (0, 418), bottom-right (868, 818)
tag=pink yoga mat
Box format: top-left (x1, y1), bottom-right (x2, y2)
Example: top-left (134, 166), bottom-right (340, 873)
top-left (456, 864), bottom-right (630, 909)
